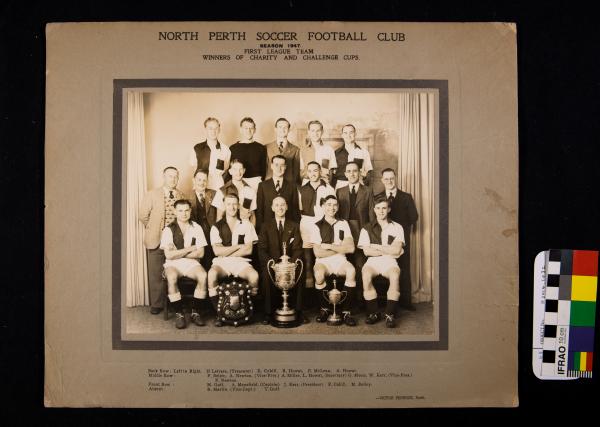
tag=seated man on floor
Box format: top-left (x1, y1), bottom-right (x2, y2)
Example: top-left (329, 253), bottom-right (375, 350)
top-left (160, 199), bottom-right (209, 329)
top-left (310, 195), bottom-right (357, 326)
top-left (357, 195), bottom-right (405, 328)
top-left (208, 193), bottom-right (260, 326)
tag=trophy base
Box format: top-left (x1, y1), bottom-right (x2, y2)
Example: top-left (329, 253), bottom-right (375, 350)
top-left (326, 315), bottom-right (344, 326)
top-left (272, 310), bottom-right (299, 328)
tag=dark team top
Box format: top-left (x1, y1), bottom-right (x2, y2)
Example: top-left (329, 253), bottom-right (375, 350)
top-left (230, 141), bottom-right (267, 180)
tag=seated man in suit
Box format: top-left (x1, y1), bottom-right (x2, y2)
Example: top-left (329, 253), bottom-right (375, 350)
top-left (310, 195), bottom-right (357, 326)
top-left (212, 159), bottom-right (258, 225)
top-left (189, 168), bottom-right (217, 271)
top-left (358, 195), bottom-right (405, 328)
top-left (159, 199), bottom-right (208, 329)
top-left (256, 154), bottom-right (300, 232)
top-left (208, 193), bottom-right (260, 326)
top-left (257, 196), bottom-right (305, 325)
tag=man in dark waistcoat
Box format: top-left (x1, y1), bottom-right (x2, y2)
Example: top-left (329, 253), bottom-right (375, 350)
top-left (159, 199), bottom-right (209, 329)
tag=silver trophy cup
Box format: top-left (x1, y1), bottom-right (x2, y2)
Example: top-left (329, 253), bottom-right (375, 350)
top-left (267, 242), bottom-right (303, 327)
top-left (322, 278), bottom-right (348, 326)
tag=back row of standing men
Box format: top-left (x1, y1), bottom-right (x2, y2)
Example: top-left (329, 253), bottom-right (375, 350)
top-left (139, 116), bottom-right (418, 328)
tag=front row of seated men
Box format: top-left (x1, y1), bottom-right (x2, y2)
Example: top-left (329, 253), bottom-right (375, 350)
top-left (160, 190), bottom-right (405, 330)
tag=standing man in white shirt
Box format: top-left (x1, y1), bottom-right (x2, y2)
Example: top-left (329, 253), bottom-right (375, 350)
top-left (299, 120), bottom-right (337, 184)
top-left (310, 195), bottom-right (357, 326)
top-left (332, 124), bottom-right (373, 189)
top-left (160, 199), bottom-right (209, 329)
top-left (189, 117), bottom-right (231, 191)
top-left (358, 194), bottom-right (405, 328)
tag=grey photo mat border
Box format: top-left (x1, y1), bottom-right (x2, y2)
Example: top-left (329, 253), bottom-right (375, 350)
top-left (112, 79), bottom-right (449, 351)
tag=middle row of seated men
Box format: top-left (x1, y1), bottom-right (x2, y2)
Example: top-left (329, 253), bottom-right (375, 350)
top-left (161, 156), bottom-right (409, 330)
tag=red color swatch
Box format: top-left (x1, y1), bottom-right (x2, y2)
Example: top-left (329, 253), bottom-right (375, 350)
top-left (573, 250), bottom-right (599, 277)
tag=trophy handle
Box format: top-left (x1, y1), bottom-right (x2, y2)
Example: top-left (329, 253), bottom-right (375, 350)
top-left (267, 259), bottom-right (276, 285)
top-left (322, 289), bottom-right (330, 303)
top-left (294, 259), bottom-right (304, 286)
top-left (339, 290), bottom-right (348, 304)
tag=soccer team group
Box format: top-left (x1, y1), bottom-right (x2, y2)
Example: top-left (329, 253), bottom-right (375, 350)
top-left (138, 117), bottom-right (418, 329)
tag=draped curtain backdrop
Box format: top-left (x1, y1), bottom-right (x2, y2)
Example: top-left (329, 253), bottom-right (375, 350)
top-left (126, 92), bottom-right (149, 307)
top-left (398, 93), bottom-right (435, 303)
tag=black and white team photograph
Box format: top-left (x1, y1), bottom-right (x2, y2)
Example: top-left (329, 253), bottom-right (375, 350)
top-left (122, 89), bottom-right (439, 338)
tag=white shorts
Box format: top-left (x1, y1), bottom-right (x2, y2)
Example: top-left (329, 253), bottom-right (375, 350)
top-left (364, 255), bottom-right (400, 276)
top-left (314, 254), bottom-right (350, 277)
top-left (211, 256), bottom-right (253, 277)
top-left (300, 215), bottom-right (317, 248)
top-left (163, 258), bottom-right (202, 277)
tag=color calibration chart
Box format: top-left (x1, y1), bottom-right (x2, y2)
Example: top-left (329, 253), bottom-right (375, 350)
top-left (533, 250), bottom-right (598, 379)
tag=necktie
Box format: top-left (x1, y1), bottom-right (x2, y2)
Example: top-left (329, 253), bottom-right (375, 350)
top-left (388, 192), bottom-right (394, 203)
top-left (278, 142), bottom-right (284, 153)
top-left (198, 193), bottom-right (204, 207)
top-left (278, 220), bottom-right (284, 236)
top-left (216, 141), bottom-right (221, 150)
top-left (275, 180), bottom-right (281, 192)
top-left (169, 190), bottom-right (174, 199)
top-left (351, 185), bottom-right (356, 196)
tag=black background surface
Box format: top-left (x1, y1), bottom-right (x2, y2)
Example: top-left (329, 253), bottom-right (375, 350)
top-left (1, 0), bottom-right (598, 423)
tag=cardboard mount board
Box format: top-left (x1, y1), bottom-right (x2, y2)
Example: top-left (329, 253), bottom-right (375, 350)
top-left (45, 21), bottom-right (518, 408)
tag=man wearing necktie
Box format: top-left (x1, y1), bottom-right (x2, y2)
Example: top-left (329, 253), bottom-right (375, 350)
top-left (258, 196), bottom-right (304, 325)
top-left (188, 169), bottom-right (217, 271)
top-left (139, 167), bottom-right (184, 315)
top-left (264, 118), bottom-right (301, 184)
top-left (375, 168), bottom-right (419, 311)
top-left (256, 154), bottom-right (300, 233)
top-left (189, 117), bottom-right (231, 191)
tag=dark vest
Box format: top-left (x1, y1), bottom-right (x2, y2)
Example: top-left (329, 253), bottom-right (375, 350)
top-left (334, 147), bottom-right (349, 181)
top-left (193, 141), bottom-right (217, 171)
top-left (315, 218), bottom-right (343, 244)
top-left (214, 218), bottom-right (243, 246)
top-left (299, 180), bottom-right (327, 216)
top-left (168, 222), bottom-right (185, 249)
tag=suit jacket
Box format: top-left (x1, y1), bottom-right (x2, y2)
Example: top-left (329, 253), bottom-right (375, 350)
top-left (256, 178), bottom-right (300, 230)
top-left (257, 218), bottom-right (302, 266)
top-left (189, 189), bottom-right (217, 238)
top-left (264, 140), bottom-right (301, 184)
top-left (375, 189), bottom-right (418, 247)
top-left (336, 184), bottom-right (375, 228)
top-left (138, 187), bottom-right (184, 249)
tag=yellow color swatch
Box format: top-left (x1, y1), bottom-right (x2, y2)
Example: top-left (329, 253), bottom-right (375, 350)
top-left (571, 275), bottom-right (598, 301)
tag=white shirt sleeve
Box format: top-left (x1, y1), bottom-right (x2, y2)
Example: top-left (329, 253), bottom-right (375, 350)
top-left (309, 224), bottom-right (322, 245)
top-left (210, 225), bottom-right (222, 245)
top-left (212, 190), bottom-right (224, 210)
top-left (159, 227), bottom-right (174, 250)
top-left (361, 148), bottom-right (373, 174)
top-left (339, 221), bottom-right (353, 244)
top-left (326, 145), bottom-right (337, 170)
top-left (246, 222), bottom-right (259, 244)
top-left (357, 228), bottom-right (370, 249)
top-left (192, 224), bottom-right (208, 248)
